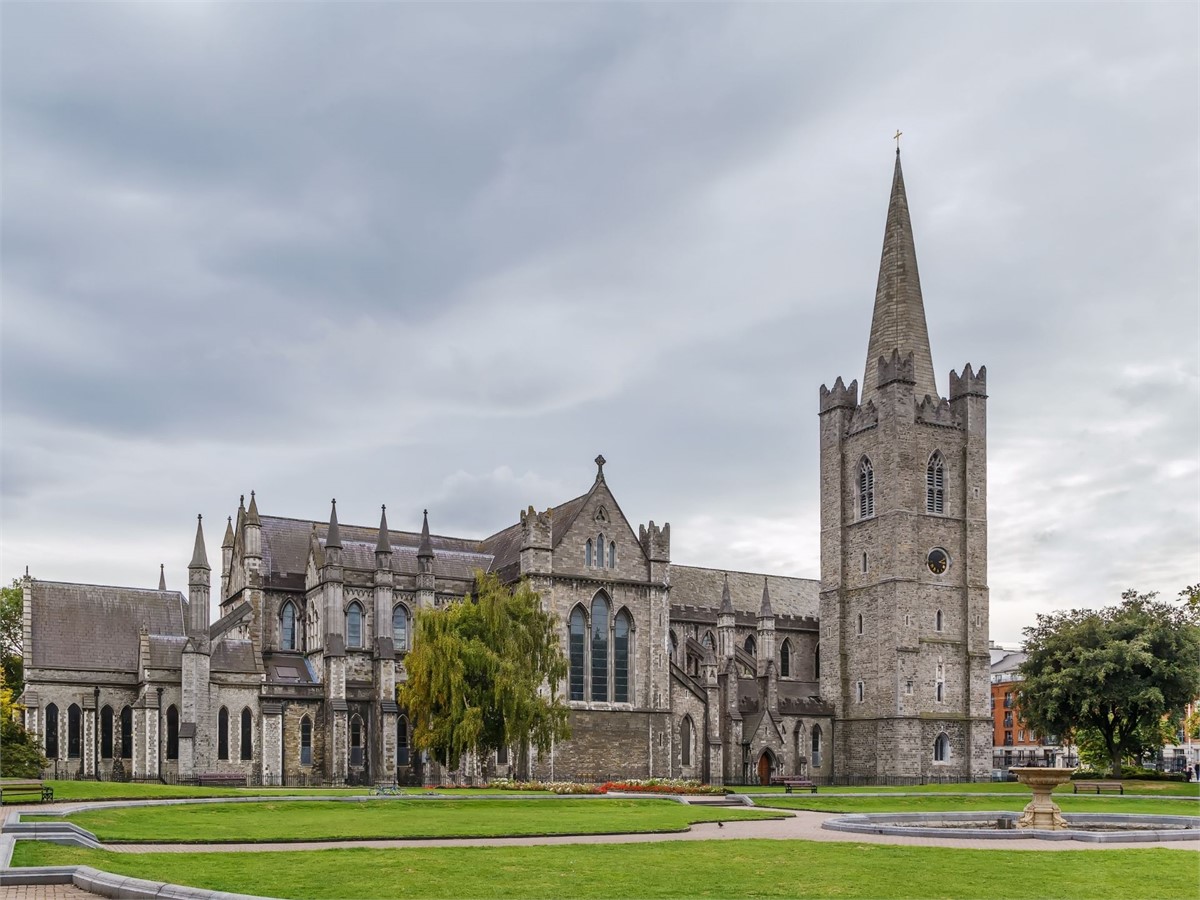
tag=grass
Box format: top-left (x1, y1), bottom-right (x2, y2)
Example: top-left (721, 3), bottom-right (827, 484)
top-left (42, 798), bottom-right (783, 842)
top-left (13, 840), bottom-right (1196, 899)
top-left (752, 794), bottom-right (1200, 816)
top-left (32, 780), bottom-right (370, 802)
top-left (737, 780), bottom-right (1200, 797)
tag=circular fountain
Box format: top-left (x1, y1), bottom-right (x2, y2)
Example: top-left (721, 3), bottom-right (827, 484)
top-left (819, 769), bottom-right (1200, 843)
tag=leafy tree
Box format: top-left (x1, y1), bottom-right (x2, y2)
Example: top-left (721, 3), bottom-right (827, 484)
top-left (0, 664), bottom-right (45, 777)
top-left (399, 572), bottom-right (570, 776)
top-left (0, 578), bottom-right (23, 696)
top-left (1019, 589), bottom-right (1200, 778)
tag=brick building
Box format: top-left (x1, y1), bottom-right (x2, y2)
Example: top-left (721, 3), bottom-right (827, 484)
top-left (20, 150), bottom-right (991, 785)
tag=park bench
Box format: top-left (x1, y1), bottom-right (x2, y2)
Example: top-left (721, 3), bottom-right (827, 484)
top-left (196, 774), bottom-right (246, 788)
top-left (0, 779), bottom-right (54, 804)
top-left (371, 784), bottom-right (402, 796)
top-left (1072, 780), bottom-right (1123, 795)
top-left (769, 776), bottom-right (817, 793)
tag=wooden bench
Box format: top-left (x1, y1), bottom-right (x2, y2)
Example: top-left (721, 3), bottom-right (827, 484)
top-left (0, 779), bottom-right (54, 804)
top-left (1072, 780), bottom-right (1123, 795)
top-left (196, 774), bottom-right (246, 788)
top-left (770, 776), bottom-right (817, 794)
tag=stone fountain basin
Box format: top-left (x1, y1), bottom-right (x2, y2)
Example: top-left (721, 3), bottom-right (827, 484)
top-left (821, 811), bottom-right (1200, 843)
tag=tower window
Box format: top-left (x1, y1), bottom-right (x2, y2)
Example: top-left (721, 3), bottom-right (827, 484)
top-left (856, 681), bottom-right (865, 702)
top-left (934, 733), bottom-right (950, 762)
top-left (926, 452), bottom-right (945, 514)
top-left (857, 613), bottom-right (864, 636)
top-left (935, 609), bottom-right (944, 632)
top-left (858, 458), bottom-right (875, 519)
top-left (862, 552), bottom-right (868, 573)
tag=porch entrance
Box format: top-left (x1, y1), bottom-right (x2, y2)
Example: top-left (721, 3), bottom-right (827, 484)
top-left (756, 750), bottom-right (776, 785)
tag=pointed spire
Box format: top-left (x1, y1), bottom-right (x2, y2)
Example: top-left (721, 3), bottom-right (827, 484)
top-left (325, 499), bottom-right (341, 549)
top-left (759, 577), bottom-right (773, 618)
top-left (417, 509), bottom-right (434, 559)
top-left (376, 505), bottom-right (392, 554)
top-left (719, 573), bottom-right (734, 615)
top-left (246, 491), bottom-right (260, 525)
top-left (189, 515), bottom-right (210, 570)
top-left (158, 564), bottom-right (167, 591)
top-left (862, 149), bottom-right (938, 404)
top-left (222, 516), bottom-right (235, 549)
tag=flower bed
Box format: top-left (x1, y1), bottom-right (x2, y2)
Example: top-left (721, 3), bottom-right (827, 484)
top-left (601, 778), bottom-right (724, 795)
top-left (490, 779), bottom-right (604, 795)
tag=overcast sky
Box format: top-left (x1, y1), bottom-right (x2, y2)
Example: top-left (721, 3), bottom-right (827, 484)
top-left (2, 3), bottom-right (1196, 645)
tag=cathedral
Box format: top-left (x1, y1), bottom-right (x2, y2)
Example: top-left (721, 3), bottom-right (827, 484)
top-left (19, 151), bottom-right (992, 786)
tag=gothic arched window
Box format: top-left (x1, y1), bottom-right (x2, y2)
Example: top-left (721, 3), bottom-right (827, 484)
top-left (67, 704), bottom-right (81, 759)
top-left (392, 604), bottom-right (410, 650)
top-left (346, 602), bottom-right (364, 649)
top-left (935, 609), bottom-right (944, 632)
top-left (301, 716), bottom-right (313, 766)
top-left (934, 733), bottom-right (950, 762)
top-left (396, 716), bottom-right (408, 767)
top-left (350, 715), bottom-right (364, 766)
top-left (858, 457), bottom-right (875, 519)
top-left (120, 706), bottom-right (132, 759)
top-left (811, 724), bottom-right (823, 768)
top-left (240, 707), bottom-right (253, 760)
top-left (585, 539), bottom-right (593, 567)
top-left (614, 608), bottom-right (631, 703)
top-left (702, 631), bottom-right (715, 651)
top-left (590, 594), bottom-right (610, 702)
top-left (45, 703), bottom-right (59, 758)
top-left (780, 639), bottom-right (791, 678)
top-left (926, 451), bottom-right (945, 514)
top-left (165, 705), bottom-right (179, 760)
top-left (608, 541), bottom-right (616, 568)
top-left (218, 707), bottom-right (230, 760)
top-left (681, 716), bottom-right (693, 767)
top-left (745, 634), bottom-right (757, 657)
top-left (568, 606), bottom-right (586, 701)
top-left (100, 705), bottom-right (114, 759)
top-left (857, 613), bottom-right (864, 635)
top-left (669, 630), bottom-right (679, 663)
top-left (280, 601), bottom-right (298, 651)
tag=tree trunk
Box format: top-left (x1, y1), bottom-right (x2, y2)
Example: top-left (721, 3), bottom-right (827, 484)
top-left (1110, 745), bottom-right (1123, 779)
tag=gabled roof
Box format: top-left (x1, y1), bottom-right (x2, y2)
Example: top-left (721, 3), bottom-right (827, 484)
top-left (28, 581), bottom-right (185, 672)
top-left (671, 566), bottom-right (818, 618)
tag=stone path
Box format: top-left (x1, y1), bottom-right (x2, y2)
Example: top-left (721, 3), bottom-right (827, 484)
top-left (0, 886), bottom-right (94, 899)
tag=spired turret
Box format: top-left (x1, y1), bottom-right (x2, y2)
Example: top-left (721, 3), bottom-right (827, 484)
top-left (187, 515), bottom-right (211, 635)
top-left (717, 574), bottom-right (735, 660)
top-left (415, 509), bottom-right (436, 607)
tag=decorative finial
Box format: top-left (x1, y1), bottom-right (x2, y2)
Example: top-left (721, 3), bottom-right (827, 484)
top-left (893, 129), bottom-right (902, 153)
top-left (595, 454), bottom-right (606, 479)
top-left (382, 504), bottom-right (386, 512)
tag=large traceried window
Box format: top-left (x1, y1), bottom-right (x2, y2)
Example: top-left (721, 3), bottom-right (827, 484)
top-left (590, 595), bottom-right (610, 702)
top-left (569, 607), bottom-right (586, 701)
top-left (100, 705), bottom-right (114, 759)
top-left (165, 705), bottom-right (179, 760)
top-left (300, 716), bottom-right (313, 766)
top-left (614, 609), bottom-right (631, 703)
top-left (392, 604), bottom-right (410, 650)
top-left (218, 707), bottom-right (230, 760)
top-left (926, 451), bottom-right (945, 514)
top-left (858, 457), bottom-right (875, 519)
top-left (240, 707), bottom-right (253, 760)
top-left (281, 601), bottom-right (298, 651)
top-left (346, 602), bottom-right (364, 649)
top-left (45, 703), bottom-right (59, 758)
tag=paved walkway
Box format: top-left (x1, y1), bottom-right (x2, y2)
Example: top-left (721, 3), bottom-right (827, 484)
top-left (0, 886), bottom-right (94, 899)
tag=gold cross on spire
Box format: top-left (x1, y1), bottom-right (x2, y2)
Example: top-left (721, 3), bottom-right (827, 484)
top-left (893, 129), bottom-right (903, 148)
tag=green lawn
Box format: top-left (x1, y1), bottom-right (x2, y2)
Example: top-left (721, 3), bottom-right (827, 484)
top-left (43, 798), bottom-right (783, 842)
top-left (34, 780), bottom-right (370, 802)
top-left (13, 841), bottom-right (1195, 899)
top-left (753, 794), bottom-right (1200, 816)
top-left (738, 780), bottom-right (1200, 797)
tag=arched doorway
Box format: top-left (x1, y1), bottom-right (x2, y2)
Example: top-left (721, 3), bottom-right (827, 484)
top-left (756, 749), bottom-right (776, 786)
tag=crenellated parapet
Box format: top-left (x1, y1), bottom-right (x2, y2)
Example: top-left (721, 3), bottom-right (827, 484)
top-left (639, 520), bottom-right (670, 562)
top-left (949, 363), bottom-right (987, 400)
top-left (819, 377), bottom-right (859, 413)
top-left (916, 394), bottom-right (961, 429)
top-left (876, 348), bottom-right (916, 388)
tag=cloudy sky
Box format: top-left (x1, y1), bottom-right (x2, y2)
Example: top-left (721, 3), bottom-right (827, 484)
top-left (2, 3), bottom-right (1196, 645)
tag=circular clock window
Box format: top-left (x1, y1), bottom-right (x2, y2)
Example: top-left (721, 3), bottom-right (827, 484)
top-left (927, 548), bottom-right (949, 575)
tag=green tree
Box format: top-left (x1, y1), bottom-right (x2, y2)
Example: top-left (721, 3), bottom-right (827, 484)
top-left (0, 664), bottom-right (45, 777)
top-left (1019, 589), bottom-right (1200, 778)
top-left (0, 578), bottom-right (23, 697)
top-left (398, 572), bottom-right (570, 776)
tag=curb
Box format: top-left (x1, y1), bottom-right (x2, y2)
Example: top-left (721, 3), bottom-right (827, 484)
top-left (0, 864), bottom-right (278, 899)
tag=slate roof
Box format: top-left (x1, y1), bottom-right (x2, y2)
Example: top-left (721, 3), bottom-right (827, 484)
top-left (670, 566), bottom-right (819, 618)
top-left (258, 516), bottom-right (492, 583)
top-left (29, 581), bottom-right (185, 672)
top-left (479, 491), bottom-right (592, 578)
top-left (212, 639), bottom-right (261, 674)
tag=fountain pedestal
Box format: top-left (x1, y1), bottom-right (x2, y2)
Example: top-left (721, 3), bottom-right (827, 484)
top-left (1011, 767), bottom-right (1075, 830)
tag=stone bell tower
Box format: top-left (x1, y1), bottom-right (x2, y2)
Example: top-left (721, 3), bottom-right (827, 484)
top-left (818, 149), bottom-right (991, 781)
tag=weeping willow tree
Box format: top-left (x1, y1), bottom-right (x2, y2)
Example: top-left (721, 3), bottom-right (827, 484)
top-left (399, 572), bottom-right (570, 774)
